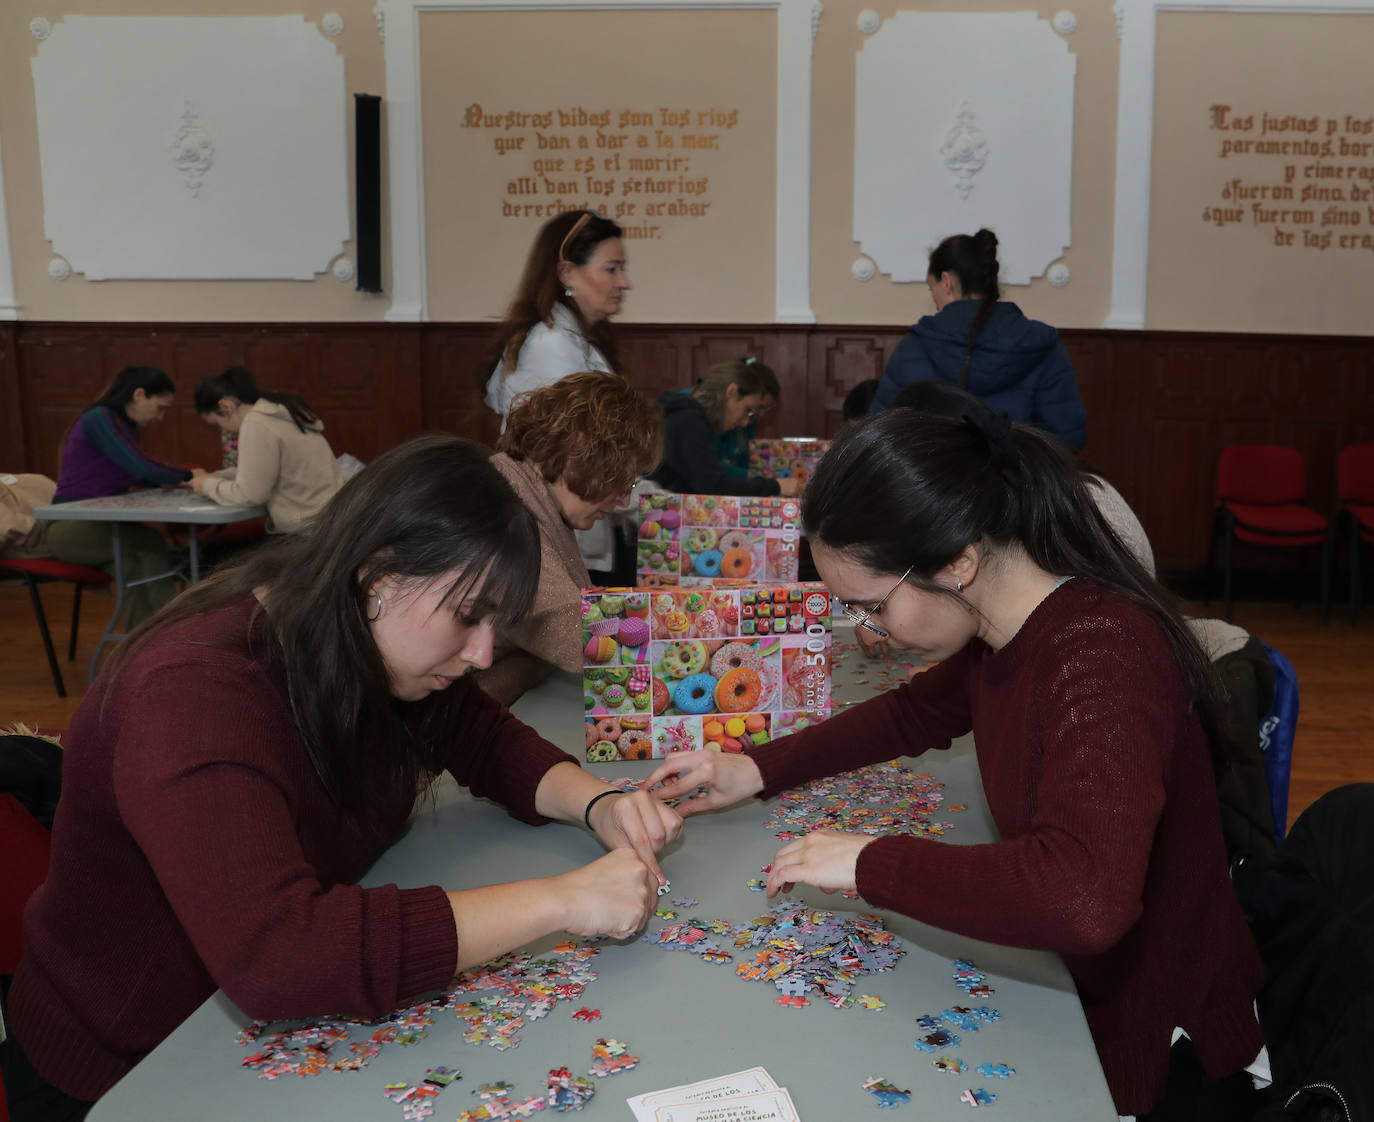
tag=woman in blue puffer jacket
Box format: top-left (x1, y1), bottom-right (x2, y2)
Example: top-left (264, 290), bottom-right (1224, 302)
top-left (870, 228), bottom-right (1087, 452)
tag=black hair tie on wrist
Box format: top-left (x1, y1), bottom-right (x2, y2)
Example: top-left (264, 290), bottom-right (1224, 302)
top-left (960, 405), bottom-right (1020, 471)
top-left (583, 788), bottom-right (624, 830)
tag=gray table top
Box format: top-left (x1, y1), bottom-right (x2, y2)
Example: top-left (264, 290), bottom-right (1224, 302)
top-left (35, 489), bottom-right (266, 524)
top-left (88, 630), bottom-right (1117, 1121)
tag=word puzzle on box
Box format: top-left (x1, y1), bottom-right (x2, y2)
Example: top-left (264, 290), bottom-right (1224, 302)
top-left (581, 584), bottom-right (832, 761)
top-left (637, 492), bottom-right (803, 586)
top-left (748, 437), bottom-right (831, 485)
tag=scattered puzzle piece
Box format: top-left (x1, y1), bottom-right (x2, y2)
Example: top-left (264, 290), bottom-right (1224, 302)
top-left (976, 1063), bottom-right (1015, 1079)
top-left (570, 1007), bottom-right (601, 1023)
top-left (960, 1088), bottom-right (997, 1108)
top-left (914, 1029), bottom-right (961, 1052)
top-left (862, 1076), bottom-right (912, 1109)
top-left (857, 994), bottom-right (886, 1011)
top-left (774, 995), bottom-right (810, 1009)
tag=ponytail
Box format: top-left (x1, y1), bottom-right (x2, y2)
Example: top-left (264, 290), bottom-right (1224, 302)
top-left (195, 366), bottom-right (321, 435)
top-left (928, 228), bottom-right (1001, 387)
top-left (803, 408), bottom-right (1224, 738)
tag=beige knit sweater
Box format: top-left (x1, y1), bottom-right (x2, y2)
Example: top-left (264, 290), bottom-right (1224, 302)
top-left (201, 401), bottom-right (342, 533)
top-left (472, 453), bottom-right (590, 705)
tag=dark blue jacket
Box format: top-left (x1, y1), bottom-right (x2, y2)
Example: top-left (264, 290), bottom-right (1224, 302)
top-left (871, 300), bottom-right (1087, 451)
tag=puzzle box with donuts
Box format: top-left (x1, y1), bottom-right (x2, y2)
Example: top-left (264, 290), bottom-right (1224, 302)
top-left (636, 492), bottom-right (804, 587)
top-left (581, 584), bottom-right (833, 761)
top-left (748, 437), bottom-right (831, 486)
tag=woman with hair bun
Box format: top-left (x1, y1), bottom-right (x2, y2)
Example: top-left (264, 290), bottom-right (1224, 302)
top-left (645, 407), bottom-right (1267, 1120)
top-left (870, 228), bottom-right (1087, 452)
top-left (475, 372), bottom-right (663, 704)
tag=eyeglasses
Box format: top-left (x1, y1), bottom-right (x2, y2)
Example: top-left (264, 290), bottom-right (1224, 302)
top-left (558, 210), bottom-right (602, 263)
top-left (840, 565), bottom-right (914, 638)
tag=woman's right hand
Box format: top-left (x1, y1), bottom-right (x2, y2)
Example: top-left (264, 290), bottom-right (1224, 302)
top-left (853, 624), bottom-right (890, 659)
top-left (549, 848), bottom-right (658, 939)
top-left (641, 750), bottom-right (765, 818)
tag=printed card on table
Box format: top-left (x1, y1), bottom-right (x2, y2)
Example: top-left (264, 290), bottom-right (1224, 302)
top-left (581, 584), bottom-right (832, 761)
top-left (637, 493), bottom-right (803, 587)
top-left (652, 1089), bottom-right (801, 1122)
top-left (748, 437), bottom-right (830, 486)
top-left (627, 1067), bottom-right (782, 1122)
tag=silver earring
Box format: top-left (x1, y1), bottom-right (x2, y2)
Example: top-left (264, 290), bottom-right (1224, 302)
top-left (564, 287), bottom-right (574, 298)
top-left (366, 591), bottom-right (383, 622)
top-left (956, 580), bottom-right (964, 593)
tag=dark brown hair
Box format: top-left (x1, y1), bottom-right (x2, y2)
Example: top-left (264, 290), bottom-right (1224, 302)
top-left (803, 409), bottom-right (1224, 736)
top-left (485, 210), bottom-right (625, 386)
top-left (111, 436), bottom-right (541, 825)
top-left (928, 228), bottom-right (1000, 388)
top-left (195, 366), bottom-right (320, 435)
top-left (692, 358), bottom-right (781, 432)
top-left (499, 372), bottom-right (662, 501)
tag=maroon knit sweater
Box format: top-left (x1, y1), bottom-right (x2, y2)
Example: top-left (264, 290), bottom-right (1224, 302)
top-left (10, 596), bottom-right (576, 1102)
top-left (747, 579), bottom-right (1266, 1116)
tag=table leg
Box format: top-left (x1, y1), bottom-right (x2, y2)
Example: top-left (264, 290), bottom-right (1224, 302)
top-left (88, 522), bottom-right (127, 684)
top-left (189, 525), bottom-right (200, 584)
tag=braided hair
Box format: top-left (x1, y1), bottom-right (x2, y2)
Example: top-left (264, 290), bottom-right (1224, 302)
top-left (927, 228), bottom-right (1000, 388)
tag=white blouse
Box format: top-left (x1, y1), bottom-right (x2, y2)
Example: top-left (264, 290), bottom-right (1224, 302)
top-left (483, 302), bottom-right (613, 429)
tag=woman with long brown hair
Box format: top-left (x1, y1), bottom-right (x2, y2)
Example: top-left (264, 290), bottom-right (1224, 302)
top-left (4, 436), bottom-right (678, 1118)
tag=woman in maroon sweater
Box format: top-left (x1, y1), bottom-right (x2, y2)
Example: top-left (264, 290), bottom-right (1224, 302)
top-left (4, 436), bottom-right (679, 1119)
top-left (646, 408), bottom-right (1268, 1119)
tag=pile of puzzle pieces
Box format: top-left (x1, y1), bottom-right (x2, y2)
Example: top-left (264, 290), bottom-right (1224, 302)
top-left (382, 1066), bottom-right (461, 1121)
top-left (761, 760), bottom-right (959, 842)
top-left (236, 943), bottom-right (603, 1079)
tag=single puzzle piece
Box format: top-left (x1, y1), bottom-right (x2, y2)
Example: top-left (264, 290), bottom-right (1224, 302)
top-left (960, 1089), bottom-right (997, 1108)
top-left (570, 1007), bottom-right (602, 1023)
top-left (423, 1066), bottom-right (461, 1087)
top-left (914, 1029), bottom-right (961, 1052)
top-left (671, 897), bottom-right (699, 908)
top-left (475, 1081), bottom-right (516, 1101)
top-left (656, 880), bottom-right (672, 897)
top-left (746, 878), bottom-right (767, 891)
top-left (916, 1014), bottom-right (944, 1032)
top-left (774, 995), bottom-right (809, 1008)
top-left (862, 1076), bottom-right (912, 1109)
top-left (975, 1063), bottom-right (1015, 1079)
top-left (932, 1056), bottom-right (967, 1074)
top-left (857, 994), bottom-right (886, 1011)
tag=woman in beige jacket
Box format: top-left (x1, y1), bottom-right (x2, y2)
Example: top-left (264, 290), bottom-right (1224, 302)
top-left (190, 367), bottom-right (342, 533)
top-left (474, 372), bottom-right (661, 705)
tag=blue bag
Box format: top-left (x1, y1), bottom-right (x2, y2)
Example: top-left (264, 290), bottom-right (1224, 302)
top-left (1259, 644), bottom-right (1298, 844)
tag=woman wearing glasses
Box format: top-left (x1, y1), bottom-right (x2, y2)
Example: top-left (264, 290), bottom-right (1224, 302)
top-left (644, 407), bottom-right (1267, 1120)
top-left (648, 359), bottom-right (799, 498)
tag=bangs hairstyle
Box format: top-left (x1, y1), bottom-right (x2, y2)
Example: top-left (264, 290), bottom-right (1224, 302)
top-left (804, 409), bottom-right (1225, 736)
top-left (499, 372), bottom-right (663, 501)
top-left (111, 436), bottom-right (542, 826)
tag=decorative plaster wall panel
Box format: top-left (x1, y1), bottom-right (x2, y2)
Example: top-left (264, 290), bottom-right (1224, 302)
top-left (31, 16), bottom-right (349, 280)
top-left (0, 140), bottom-right (18, 318)
top-left (853, 11), bottom-right (1075, 285)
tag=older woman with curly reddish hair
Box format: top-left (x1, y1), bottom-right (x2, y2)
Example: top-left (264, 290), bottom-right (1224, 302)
top-left (474, 372), bottom-right (662, 704)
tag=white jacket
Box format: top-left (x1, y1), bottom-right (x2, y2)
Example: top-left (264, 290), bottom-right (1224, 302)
top-left (483, 303), bottom-right (613, 429)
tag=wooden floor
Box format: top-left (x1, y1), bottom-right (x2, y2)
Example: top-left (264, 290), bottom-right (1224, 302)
top-left (1, 583), bottom-right (1370, 831)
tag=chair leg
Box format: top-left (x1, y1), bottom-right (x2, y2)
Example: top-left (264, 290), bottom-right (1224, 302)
top-left (22, 574), bottom-right (67, 698)
top-left (1223, 515), bottom-right (1235, 623)
top-left (1204, 512), bottom-right (1220, 608)
top-left (70, 582), bottom-right (83, 660)
top-left (1320, 533), bottom-right (1331, 626)
top-left (1354, 526), bottom-right (1365, 627)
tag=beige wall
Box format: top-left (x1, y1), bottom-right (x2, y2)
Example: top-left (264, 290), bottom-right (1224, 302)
top-left (2, 2), bottom-right (1370, 332)
top-left (0, 0), bottom-right (387, 321)
top-left (419, 8), bottom-right (777, 324)
top-left (808, 0), bottom-right (1120, 328)
top-left (1148, 11), bottom-right (1374, 334)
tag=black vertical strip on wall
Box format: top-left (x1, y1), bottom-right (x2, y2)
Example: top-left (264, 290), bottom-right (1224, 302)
top-left (354, 93), bottom-right (383, 293)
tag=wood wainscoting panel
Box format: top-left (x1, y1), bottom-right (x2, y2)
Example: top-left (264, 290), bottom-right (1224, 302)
top-left (4, 321), bottom-right (1373, 574)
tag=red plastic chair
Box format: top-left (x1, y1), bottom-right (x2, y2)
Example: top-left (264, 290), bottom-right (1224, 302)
top-left (1337, 443), bottom-right (1374, 625)
top-left (1206, 445), bottom-right (1331, 623)
top-left (0, 558), bottom-right (112, 698)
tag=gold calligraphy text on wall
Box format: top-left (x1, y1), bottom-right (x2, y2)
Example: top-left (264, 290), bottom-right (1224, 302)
top-left (1203, 106), bottom-right (1374, 252)
top-left (464, 104), bottom-right (741, 240)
